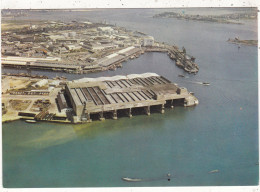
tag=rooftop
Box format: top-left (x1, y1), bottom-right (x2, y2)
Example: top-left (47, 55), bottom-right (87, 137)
top-left (65, 73), bottom-right (197, 115)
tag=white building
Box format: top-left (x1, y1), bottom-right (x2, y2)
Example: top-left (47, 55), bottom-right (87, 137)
top-left (97, 27), bottom-right (115, 35)
top-left (143, 36), bottom-right (154, 47)
top-left (33, 79), bottom-right (48, 88)
top-left (49, 80), bottom-right (61, 87)
top-left (65, 44), bottom-right (82, 51)
top-left (69, 32), bottom-right (76, 38)
top-left (48, 35), bottom-right (64, 42)
top-left (83, 21), bottom-right (92, 25)
top-left (62, 33), bottom-right (69, 38)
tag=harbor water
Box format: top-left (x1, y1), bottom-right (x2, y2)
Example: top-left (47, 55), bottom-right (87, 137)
top-left (2, 8), bottom-right (258, 187)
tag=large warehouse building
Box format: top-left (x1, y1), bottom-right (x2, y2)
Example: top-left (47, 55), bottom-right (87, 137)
top-left (58, 73), bottom-right (198, 123)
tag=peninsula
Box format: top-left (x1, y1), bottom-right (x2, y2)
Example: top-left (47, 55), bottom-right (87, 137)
top-left (153, 11), bottom-right (257, 24)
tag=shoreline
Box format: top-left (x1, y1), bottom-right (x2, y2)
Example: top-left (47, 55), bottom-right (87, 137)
top-left (153, 11), bottom-right (257, 25)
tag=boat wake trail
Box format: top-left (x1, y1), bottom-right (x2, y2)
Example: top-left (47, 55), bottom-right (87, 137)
top-left (122, 174), bottom-right (172, 182)
top-left (185, 80), bottom-right (210, 86)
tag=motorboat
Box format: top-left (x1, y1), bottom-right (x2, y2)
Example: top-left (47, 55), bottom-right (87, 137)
top-left (122, 173), bottom-right (172, 182)
top-left (202, 82), bottom-right (210, 86)
top-left (122, 177), bottom-right (142, 182)
top-left (25, 119), bottom-right (37, 123)
top-left (208, 169), bottom-right (219, 174)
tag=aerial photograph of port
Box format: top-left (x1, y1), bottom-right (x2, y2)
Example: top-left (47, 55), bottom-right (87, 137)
top-left (1, 7), bottom-right (258, 188)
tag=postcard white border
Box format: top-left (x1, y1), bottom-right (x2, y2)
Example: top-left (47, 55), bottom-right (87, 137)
top-left (0, 0), bottom-right (259, 192)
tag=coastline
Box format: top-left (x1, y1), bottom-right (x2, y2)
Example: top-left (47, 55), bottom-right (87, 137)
top-left (153, 11), bottom-right (257, 25)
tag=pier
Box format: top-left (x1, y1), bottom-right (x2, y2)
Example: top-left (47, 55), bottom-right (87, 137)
top-left (144, 44), bottom-right (199, 74)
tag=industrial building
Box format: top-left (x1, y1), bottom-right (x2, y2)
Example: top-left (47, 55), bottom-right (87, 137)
top-left (143, 36), bottom-right (154, 47)
top-left (58, 73), bottom-right (198, 123)
top-left (57, 92), bottom-right (69, 113)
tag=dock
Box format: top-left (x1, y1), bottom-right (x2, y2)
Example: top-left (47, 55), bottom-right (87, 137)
top-left (1, 57), bottom-right (81, 73)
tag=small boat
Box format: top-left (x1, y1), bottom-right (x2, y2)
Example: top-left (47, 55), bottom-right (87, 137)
top-left (178, 74), bottom-right (185, 77)
top-left (208, 169), bottom-right (219, 174)
top-left (25, 119), bottom-right (37, 123)
top-left (122, 177), bottom-right (142, 182)
top-left (122, 173), bottom-right (172, 182)
top-left (202, 82), bottom-right (210, 86)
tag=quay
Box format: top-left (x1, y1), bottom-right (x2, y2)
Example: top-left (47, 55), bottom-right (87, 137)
top-left (1, 45), bottom-right (199, 74)
top-left (1, 57), bottom-right (81, 73)
top-left (2, 72), bottom-right (49, 79)
top-left (144, 44), bottom-right (199, 74)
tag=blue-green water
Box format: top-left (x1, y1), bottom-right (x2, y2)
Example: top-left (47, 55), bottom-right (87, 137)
top-left (2, 8), bottom-right (258, 187)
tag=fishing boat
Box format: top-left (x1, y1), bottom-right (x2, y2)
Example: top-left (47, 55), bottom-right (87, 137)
top-left (25, 119), bottom-right (37, 123)
top-left (122, 177), bottom-right (142, 182)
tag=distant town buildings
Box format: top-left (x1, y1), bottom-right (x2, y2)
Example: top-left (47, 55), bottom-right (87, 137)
top-left (2, 20), bottom-right (155, 66)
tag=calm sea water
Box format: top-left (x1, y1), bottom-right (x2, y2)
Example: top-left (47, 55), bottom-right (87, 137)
top-left (2, 8), bottom-right (258, 187)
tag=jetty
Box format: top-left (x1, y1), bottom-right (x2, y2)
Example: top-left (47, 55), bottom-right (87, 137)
top-left (144, 44), bottom-right (199, 73)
